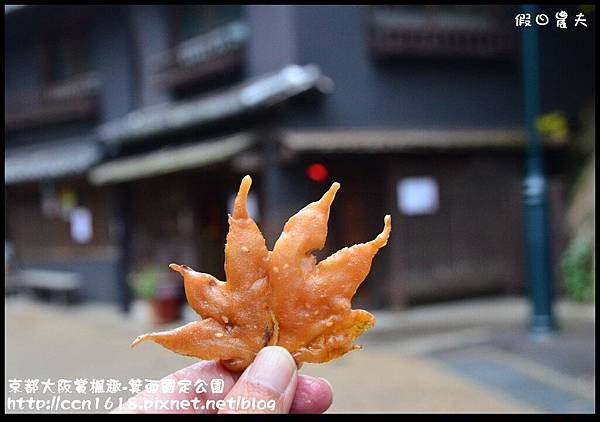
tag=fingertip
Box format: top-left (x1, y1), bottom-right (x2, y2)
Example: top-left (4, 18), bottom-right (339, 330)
top-left (291, 375), bottom-right (334, 414)
top-left (219, 346), bottom-right (298, 413)
top-left (255, 346), bottom-right (297, 369)
top-left (316, 377), bottom-right (334, 395)
top-left (246, 346), bottom-right (297, 395)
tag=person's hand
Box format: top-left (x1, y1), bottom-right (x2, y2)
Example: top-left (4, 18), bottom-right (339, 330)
top-left (113, 346), bottom-right (333, 414)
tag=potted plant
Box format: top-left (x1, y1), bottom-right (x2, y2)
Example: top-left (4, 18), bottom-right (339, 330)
top-left (131, 264), bottom-right (182, 324)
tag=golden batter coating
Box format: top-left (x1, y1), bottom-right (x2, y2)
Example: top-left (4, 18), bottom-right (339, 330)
top-left (131, 176), bottom-right (272, 372)
top-left (131, 175), bottom-right (391, 371)
top-left (269, 183), bottom-right (391, 363)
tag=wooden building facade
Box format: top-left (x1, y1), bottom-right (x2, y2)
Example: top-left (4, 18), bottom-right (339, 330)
top-left (4, 5), bottom-right (594, 309)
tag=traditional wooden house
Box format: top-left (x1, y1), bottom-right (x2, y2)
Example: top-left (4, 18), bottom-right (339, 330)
top-left (5, 5), bottom-right (594, 310)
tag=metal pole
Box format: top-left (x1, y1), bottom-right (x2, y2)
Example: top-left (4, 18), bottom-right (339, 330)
top-left (520, 4), bottom-right (556, 336)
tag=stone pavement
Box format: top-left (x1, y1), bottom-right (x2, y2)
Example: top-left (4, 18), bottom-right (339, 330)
top-left (4, 295), bottom-right (595, 413)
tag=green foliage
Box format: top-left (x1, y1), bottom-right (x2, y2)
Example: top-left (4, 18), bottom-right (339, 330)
top-left (536, 111), bottom-right (569, 143)
top-left (131, 264), bottom-right (163, 300)
top-left (562, 238), bottom-right (595, 302)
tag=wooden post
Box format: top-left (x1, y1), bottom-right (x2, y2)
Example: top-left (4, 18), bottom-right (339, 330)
top-left (114, 184), bottom-right (133, 314)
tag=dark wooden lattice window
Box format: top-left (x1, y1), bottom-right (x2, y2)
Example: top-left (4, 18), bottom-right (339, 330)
top-left (366, 5), bottom-right (517, 60)
top-left (43, 26), bottom-right (90, 85)
top-left (157, 5), bottom-right (247, 93)
top-left (172, 5), bottom-right (243, 45)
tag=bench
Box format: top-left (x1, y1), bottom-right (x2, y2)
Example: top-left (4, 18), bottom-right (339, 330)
top-left (18, 269), bottom-right (82, 304)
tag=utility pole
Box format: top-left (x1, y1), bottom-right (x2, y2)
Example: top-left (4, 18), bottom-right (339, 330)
top-left (520, 4), bottom-right (556, 336)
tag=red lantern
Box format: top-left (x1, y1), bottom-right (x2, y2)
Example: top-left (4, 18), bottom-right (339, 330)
top-left (306, 163), bottom-right (329, 182)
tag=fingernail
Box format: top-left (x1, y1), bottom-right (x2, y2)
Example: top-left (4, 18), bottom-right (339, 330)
top-left (244, 346), bottom-right (296, 394)
top-left (318, 377), bottom-right (334, 393)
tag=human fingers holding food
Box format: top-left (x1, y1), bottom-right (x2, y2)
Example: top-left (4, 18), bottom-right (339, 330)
top-left (219, 346), bottom-right (333, 414)
top-left (112, 346), bottom-right (333, 414)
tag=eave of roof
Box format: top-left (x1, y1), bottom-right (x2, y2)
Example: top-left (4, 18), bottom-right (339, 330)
top-left (4, 5), bottom-right (27, 14)
top-left (88, 132), bottom-right (254, 186)
top-left (5, 136), bottom-right (101, 185)
top-left (280, 128), bottom-right (567, 153)
top-left (97, 64), bottom-right (332, 147)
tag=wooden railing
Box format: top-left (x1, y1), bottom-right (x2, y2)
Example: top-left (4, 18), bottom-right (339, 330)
top-left (5, 72), bottom-right (100, 132)
top-left (367, 6), bottom-right (517, 60)
top-left (153, 20), bottom-right (249, 88)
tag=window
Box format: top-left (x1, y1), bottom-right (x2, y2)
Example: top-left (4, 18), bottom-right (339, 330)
top-left (158, 5), bottom-right (247, 94)
top-left (178, 6), bottom-right (209, 43)
top-left (5, 18), bottom-right (96, 131)
top-left (215, 5), bottom-right (243, 27)
top-left (366, 5), bottom-right (516, 60)
top-left (44, 27), bottom-right (90, 85)
top-left (174, 5), bottom-right (243, 45)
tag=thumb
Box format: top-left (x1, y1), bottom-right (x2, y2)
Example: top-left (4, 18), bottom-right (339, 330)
top-left (219, 346), bottom-right (298, 413)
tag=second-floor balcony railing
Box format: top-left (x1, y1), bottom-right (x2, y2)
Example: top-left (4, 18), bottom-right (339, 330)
top-left (367, 6), bottom-right (517, 60)
top-left (5, 72), bottom-right (100, 132)
top-left (153, 20), bottom-right (249, 88)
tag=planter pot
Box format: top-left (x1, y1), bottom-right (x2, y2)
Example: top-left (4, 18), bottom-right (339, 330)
top-left (150, 297), bottom-right (181, 324)
top-left (149, 283), bottom-right (182, 324)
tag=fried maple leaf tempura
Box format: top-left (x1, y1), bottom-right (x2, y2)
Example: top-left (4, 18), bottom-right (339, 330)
top-left (131, 175), bottom-right (391, 371)
top-left (269, 183), bottom-right (391, 363)
top-left (131, 176), bottom-right (272, 371)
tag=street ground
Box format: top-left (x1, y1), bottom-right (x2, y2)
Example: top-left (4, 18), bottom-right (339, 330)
top-left (4, 295), bottom-right (595, 413)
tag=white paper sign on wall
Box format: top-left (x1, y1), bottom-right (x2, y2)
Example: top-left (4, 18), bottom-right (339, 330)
top-left (397, 177), bottom-right (439, 216)
top-left (70, 206), bottom-right (93, 244)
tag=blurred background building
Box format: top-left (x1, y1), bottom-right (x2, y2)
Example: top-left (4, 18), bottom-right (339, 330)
top-left (4, 5), bottom-right (595, 312)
